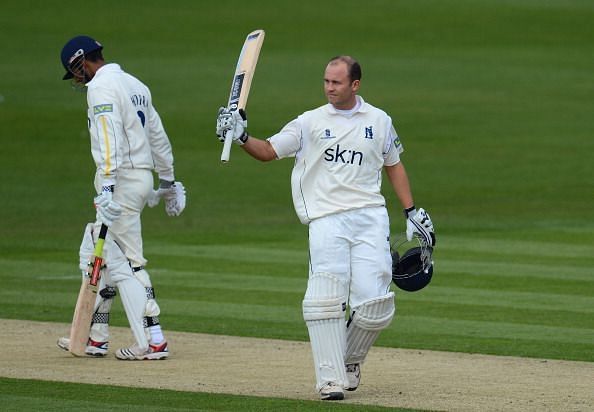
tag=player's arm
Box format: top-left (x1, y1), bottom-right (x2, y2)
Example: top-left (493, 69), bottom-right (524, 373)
top-left (215, 108), bottom-right (281, 162)
top-left (87, 87), bottom-right (124, 226)
top-left (383, 123), bottom-right (413, 209)
top-left (88, 87), bottom-right (122, 188)
top-left (383, 123), bottom-right (435, 245)
top-left (384, 161), bottom-right (414, 210)
top-left (144, 97), bottom-right (186, 216)
top-left (385, 161), bottom-right (435, 245)
top-left (145, 91), bottom-right (175, 182)
top-left (240, 136), bottom-right (277, 162)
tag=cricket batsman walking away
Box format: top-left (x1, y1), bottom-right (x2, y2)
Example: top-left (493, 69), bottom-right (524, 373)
top-left (57, 35), bottom-right (186, 360)
top-left (215, 56), bottom-right (435, 400)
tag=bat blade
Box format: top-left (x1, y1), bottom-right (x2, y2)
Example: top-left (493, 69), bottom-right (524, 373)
top-left (69, 277), bottom-right (98, 356)
top-left (221, 29), bottom-right (265, 163)
top-left (68, 224), bottom-right (107, 357)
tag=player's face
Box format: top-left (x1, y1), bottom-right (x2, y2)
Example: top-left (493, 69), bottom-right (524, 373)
top-left (68, 57), bottom-right (93, 86)
top-left (324, 62), bottom-right (359, 110)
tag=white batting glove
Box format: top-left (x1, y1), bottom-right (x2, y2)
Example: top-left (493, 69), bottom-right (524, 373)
top-left (216, 107), bottom-right (248, 145)
top-left (94, 190), bottom-right (122, 227)
top-left (216, 107), bottom-right (233, 139)
top-left (152, 180), bottom-right (186, 216)
top-left (405, 207), bottom-right (436, 247)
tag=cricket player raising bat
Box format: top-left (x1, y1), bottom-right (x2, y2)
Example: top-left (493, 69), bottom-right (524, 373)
top-left (57, 35), bottom-right (186, 360)
top-left (216, 56), bottom-right (435, 400)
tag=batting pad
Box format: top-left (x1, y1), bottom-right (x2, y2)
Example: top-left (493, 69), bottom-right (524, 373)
top-left (302, 273), bottom-right (348, 390)
top-left (118, 277), bottom-right (149, 351)
top-left (89, 285), bottom-right (114, 343)
top-left (78, 223), bottom-right (95, 272)
top-left (302, 272), bottom-right (348, 321)
top-left (345, 292), bottom-right (395, 364)
top-left (134, 269), bottom-right (161, 317)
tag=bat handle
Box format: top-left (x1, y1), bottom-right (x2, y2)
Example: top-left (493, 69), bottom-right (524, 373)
top-left (220, 131), bottom-right (233, 163)
top-left (90, 224), bottom-right (108, 286)
top-left (97, 223), bottom-right (108, 241)
top-left (90, 257), bottom-right (103, 286)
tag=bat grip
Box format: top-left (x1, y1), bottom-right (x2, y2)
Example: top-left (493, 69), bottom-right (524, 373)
top-left (220, 132), bottom-right (233, 162)
top-left (90, 257), bottom-right (103, 286)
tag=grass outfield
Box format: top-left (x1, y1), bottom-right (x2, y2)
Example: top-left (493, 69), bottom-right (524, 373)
top-left (0, 378), bottom-right (409, 412)
top-left (1, 0), bottom-right (593, 410)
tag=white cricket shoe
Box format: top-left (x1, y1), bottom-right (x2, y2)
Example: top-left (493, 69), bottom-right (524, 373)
top-left (115, 341), bottom-right (169, 360)
top-left (319, 382), bottom-right (344, 401)
top-left (345, 363), bottom-right (361, 391)
top-left (56, 337), bottom-right (109, 357)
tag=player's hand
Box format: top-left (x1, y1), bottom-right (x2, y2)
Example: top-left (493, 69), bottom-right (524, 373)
top-left (216, 107), bottom-right (248, 145)
top-left (151, 180), bottom-right (186, 216)
top-left (216, 107), bottom-right (232, 140)
top-left (94, 188), bottom-right (122, 227)
top-left (405, 207), bottom-right (436, 247)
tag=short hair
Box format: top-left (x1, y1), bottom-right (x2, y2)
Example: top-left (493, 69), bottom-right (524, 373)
top-left (328, 55), bottom-right (362, 82)
top-left (85, 49), bottom-right (104, 63)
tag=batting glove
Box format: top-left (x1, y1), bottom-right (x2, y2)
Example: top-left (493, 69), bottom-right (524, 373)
top-left (216, 107), bottom-right (248, 145)
top-left (94, 187), bottom-right (122, 227)
top-left (216, 107), bottom-right (231, 139)
top-left (405, 207), bottom-right (436, 247)
top-left (149, 180), bottom-right (186, 216)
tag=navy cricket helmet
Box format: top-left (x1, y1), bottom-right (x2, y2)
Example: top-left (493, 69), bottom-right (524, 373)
top-left (60, 35), bottom-right (103, 80)
top-left (391, 233), bottom-right (434, 292)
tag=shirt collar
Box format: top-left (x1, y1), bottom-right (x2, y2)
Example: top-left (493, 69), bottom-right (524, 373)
top-left (87, 63), bottom-right (121, 85)
top-left (326, 95), bottom-right (369, 115)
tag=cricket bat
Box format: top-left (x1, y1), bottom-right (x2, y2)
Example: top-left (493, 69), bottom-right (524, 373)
top-left (69, 223), bottom-right (108, 356)
top-left (220, 29), bottom-right (265, 163)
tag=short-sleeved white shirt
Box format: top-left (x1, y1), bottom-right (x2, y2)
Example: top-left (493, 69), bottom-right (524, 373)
top-left (268, 96), bottom-right (404, 224)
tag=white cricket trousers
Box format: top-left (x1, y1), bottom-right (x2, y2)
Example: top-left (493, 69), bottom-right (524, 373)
top-left (94, 168), bottom-right (153, 267)
top-left (308, 206), bottom-right (393, 309)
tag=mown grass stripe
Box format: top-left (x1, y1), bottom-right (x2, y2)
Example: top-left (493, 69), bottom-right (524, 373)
top-left (145, 243), bottom-right (307, 264)
top-left (391, 316), bottom-right (594, 345)
top-left (399, 286), bottom-right (594, 314)
top-left (438, 259), bottom-right (594, 281)
top-left (437, 236), bottom-right (594, 259)
top-left (153, 269), bottom-right (306, 293)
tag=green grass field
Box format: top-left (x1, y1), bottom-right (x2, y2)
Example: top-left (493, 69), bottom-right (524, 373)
top-left (1, 0), bottom-right (593, 410)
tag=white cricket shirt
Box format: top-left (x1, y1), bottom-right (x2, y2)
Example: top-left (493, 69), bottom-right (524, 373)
top-left (86, 63), bottom-right (174, 187)
top-left (269, 96), bottom-right (403, 224)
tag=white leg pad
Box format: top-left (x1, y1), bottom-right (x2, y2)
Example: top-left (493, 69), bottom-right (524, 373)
top-left (345, 292), bottom-right (395, 364)
top-left (89, 279), bottom-right (115, 343)
top-left (302, 273), bottom-right (348, 391)
top-left (133, 268), bottom-right (164, 343)
top-left (134, 269), bottom-right (161, 317)
top-left (78, 223), bottom-right (95, 272)
top-left (104, 238), bottom-right (148, 351)
top-left (117, 277), bottom-right (149, 351)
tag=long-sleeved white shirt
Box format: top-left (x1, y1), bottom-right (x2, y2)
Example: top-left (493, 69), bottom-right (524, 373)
top-left (268, 96), bottom-right (404, 224)
top-left (86, 63), bottom-right (174, 187)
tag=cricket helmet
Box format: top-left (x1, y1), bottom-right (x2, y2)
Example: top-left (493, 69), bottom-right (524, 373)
top-left (391, 233), bottom-right (434, 292)
top-left (60, 35), bottom-right (103, 80)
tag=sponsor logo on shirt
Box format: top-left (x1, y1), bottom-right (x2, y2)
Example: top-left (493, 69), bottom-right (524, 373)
top-left (93, 104), bottom-right (113, 115)
top-left (324, 144), bottom-right (363, 166)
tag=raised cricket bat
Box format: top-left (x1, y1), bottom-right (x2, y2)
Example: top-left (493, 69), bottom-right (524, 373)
top-left (220, 29), bottom-right (265, 162)
top-left (69, 223), bottom-right (108, 356)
